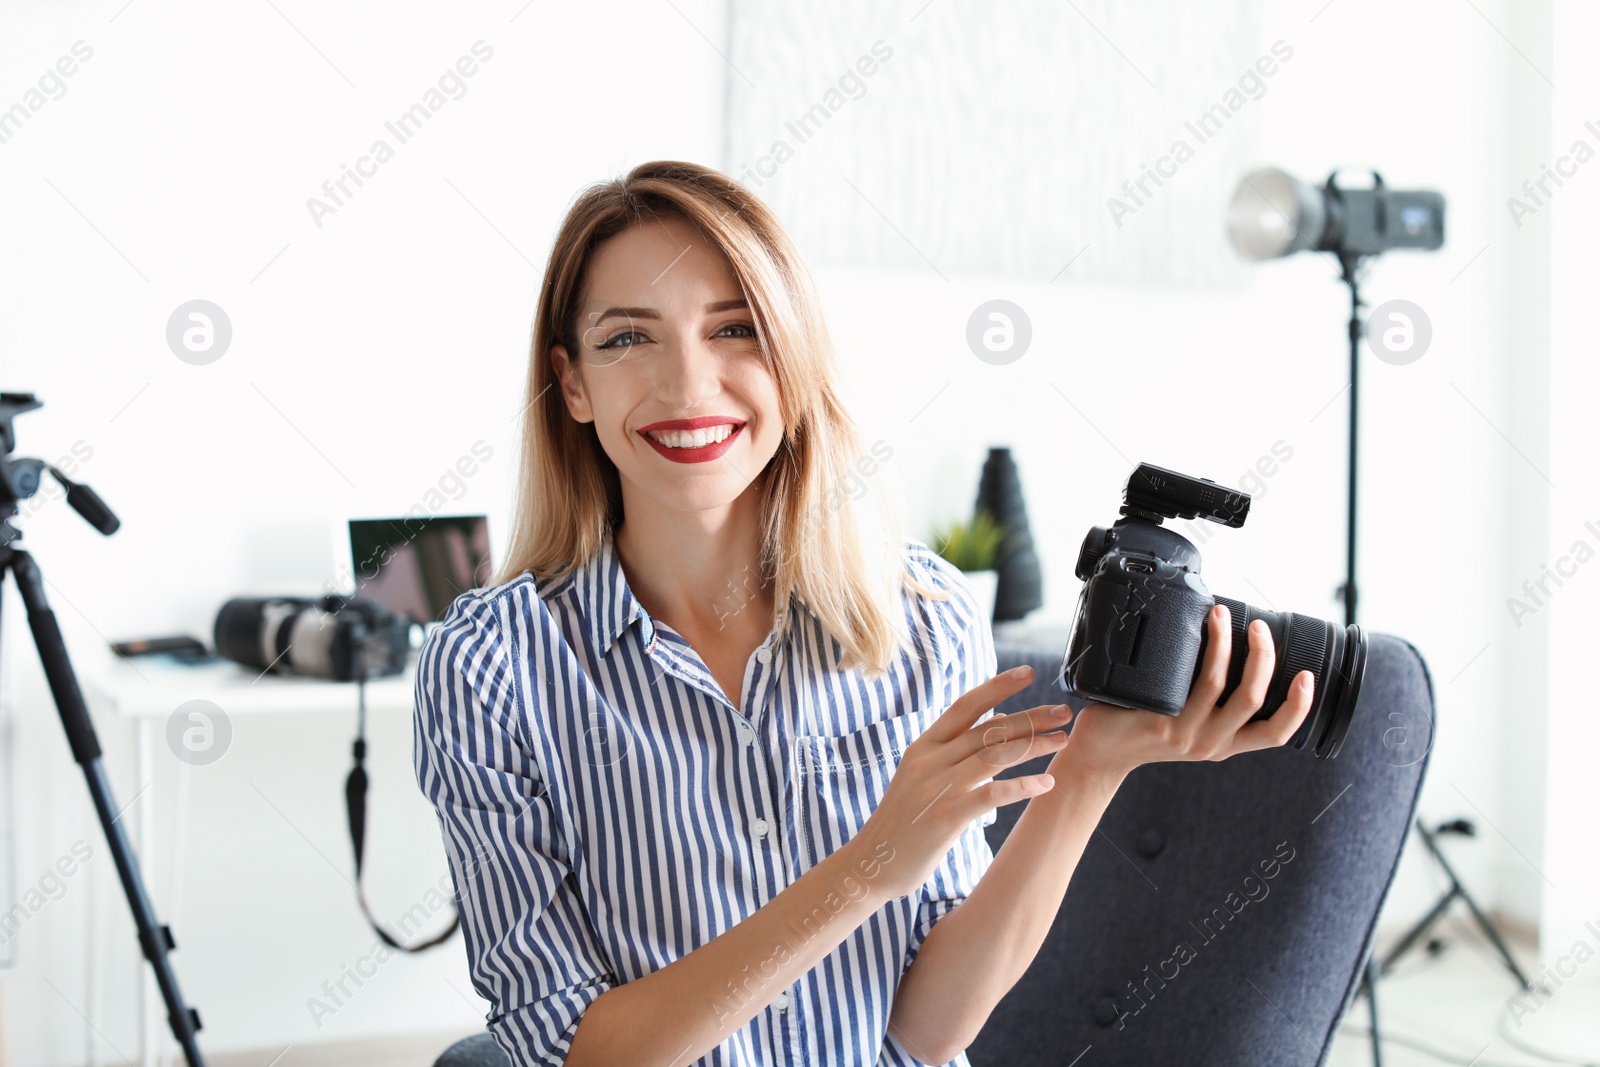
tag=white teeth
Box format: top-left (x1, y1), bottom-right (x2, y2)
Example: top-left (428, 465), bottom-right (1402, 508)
top-left (647, 424), bottom-right (737, 449)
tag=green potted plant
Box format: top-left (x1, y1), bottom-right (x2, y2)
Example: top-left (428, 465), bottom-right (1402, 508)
top-left (930, 508), bottom-right (1006, 622)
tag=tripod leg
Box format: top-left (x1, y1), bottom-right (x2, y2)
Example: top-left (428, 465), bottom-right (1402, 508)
top-left (1379, 887), bottom-right (1458, 977)
top-left (1458, 883), bottom-right (1536, 991)
top-left (5, 550), bottom-right (206, 1067)
top-left (1365, 953), bottom-right (1383, 1067)
top-left (1418, 823), bottom-right (1536, 992)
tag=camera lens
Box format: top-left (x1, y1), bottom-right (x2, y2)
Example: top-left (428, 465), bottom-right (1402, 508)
top-left (1202, 596), bottom-right (1368, 758)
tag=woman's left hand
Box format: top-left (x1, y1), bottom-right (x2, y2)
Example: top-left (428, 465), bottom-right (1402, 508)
top-left (1060, 602), bottom-right (1316, 781)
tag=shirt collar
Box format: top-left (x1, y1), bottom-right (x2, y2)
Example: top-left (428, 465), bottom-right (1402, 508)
top-left (573, 528), bottom-right (804, 657)
top-left (579, 529), bottom-right (653, 657)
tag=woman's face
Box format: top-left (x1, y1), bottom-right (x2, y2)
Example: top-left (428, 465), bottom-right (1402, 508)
top-left (552, 213), bottom-right (786, 519)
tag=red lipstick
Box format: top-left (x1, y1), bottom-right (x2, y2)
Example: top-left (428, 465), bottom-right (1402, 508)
top-left (636, 416), bottom-right (746, 464)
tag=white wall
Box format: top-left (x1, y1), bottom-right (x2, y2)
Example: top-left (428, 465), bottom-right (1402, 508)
top-left (0, 1), bottom-right (1569, 1064)
top-left (1544, 0), bottom-right (1600, 975)
top-left (0, 1), bottom-right (728, 1062)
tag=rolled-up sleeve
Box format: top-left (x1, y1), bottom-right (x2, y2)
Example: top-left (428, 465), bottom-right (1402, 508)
top-left (905, 550), bottom-right (1000, 967)
top-left (413, 590), bottom-right (616, 1065)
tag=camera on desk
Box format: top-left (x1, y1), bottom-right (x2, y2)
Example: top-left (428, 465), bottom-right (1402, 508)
top-left (213, 594), bottom-right (411, 681)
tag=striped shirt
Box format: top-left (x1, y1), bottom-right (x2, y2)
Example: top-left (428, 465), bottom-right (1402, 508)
top-left (413, 529), bottom-right (998, 1066)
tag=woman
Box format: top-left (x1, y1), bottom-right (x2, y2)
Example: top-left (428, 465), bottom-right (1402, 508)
top-left (413, 160), bottom-right (1315, 1067)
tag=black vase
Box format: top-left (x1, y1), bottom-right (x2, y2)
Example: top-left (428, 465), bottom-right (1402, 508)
top-left (974, 447), bottom-right (1042, 623)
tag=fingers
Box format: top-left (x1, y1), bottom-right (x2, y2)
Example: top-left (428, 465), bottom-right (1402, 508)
top-left (1221, 618), bottom-right (1275, 717)
top-left (1189, 604), bottom-right (1233, 709)
top-left (925, 664), bottom-right (1039, 744)
top-left (955, 771), bottom-right (1056, 822)
top-left (1230, 670), bottom-right (1316, 753)
top-left (955, 703), bottom-right (1073, 764)
top-left (960, 724), bottom-right (1071, 776)
top-left (906, 702), bottom-right (1069, 830)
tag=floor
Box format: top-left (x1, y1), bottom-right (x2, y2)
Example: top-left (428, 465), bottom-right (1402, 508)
top-left (205, 1031), bottom-right (474, 1067)
top-left (180, 916), bottom-right (1600, 1067)
top-left (1326, 914), bottom-right (1600, 1067)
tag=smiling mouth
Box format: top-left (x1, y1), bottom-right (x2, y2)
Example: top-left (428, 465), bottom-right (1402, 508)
top-left (637, 418), bottom-right (746, 450)
top-left (644, 425), bottom-right (737, 449)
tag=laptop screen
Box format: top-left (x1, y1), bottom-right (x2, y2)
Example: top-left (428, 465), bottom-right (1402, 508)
top-left (347, 514), bottom-right (492, 624)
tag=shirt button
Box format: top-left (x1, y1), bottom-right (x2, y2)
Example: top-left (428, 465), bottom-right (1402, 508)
top-left (738, 722), bottom-right (756, 746)
top-left (774, 991), bottom-right (790, 1011)
top-left (756, 647), bottom-right (772, 664)
top-left (751, 817), bottom-right (771, 838)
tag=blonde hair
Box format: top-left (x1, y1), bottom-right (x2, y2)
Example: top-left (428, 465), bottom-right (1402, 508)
top-left (493, 160), bottom-right (946, 676)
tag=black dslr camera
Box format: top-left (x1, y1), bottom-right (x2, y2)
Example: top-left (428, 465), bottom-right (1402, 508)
top-left (1061, 463), bottom-right (1367, 759)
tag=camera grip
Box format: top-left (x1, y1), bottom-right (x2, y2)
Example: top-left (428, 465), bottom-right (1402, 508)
top-left (1065, 572), bottom-right (1211, 714)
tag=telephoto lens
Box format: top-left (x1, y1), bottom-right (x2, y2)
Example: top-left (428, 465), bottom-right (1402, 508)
top-left (1199, 597), bottom-right (1367, 759)
top-left (213, 595), bottom-right (411, 681)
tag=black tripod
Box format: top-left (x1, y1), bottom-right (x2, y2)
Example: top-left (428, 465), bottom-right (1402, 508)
top-left (0, 393), bottom-right (205, 1067)
top-left (1378, 819), bottom-right (1535, 990)
top-left (1324, 255), bottom-right (1527, 1066)
top-left (1354, 821), bottom-right (1535, 1067)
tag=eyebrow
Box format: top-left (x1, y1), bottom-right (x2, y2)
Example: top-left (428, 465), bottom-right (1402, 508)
top-left (592, 299), bottom-right (748, 324)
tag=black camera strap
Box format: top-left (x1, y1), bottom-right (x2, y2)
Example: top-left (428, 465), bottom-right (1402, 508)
top-left (344, 673), bottom-right (460, 951)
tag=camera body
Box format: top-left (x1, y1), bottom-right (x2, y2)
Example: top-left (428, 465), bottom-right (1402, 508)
top-left (1063, 464), bottom-right (1247, 715)
top-left (1064, 517), bottom-right (1219, 715)
top-left (1062, 463), bottom-right (1366, 759)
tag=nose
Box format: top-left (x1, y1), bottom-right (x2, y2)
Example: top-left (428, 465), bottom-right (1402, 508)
top-left (648, 328), bottom-right (726, 412)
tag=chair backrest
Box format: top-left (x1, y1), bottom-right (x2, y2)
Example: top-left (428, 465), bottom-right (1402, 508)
top-left (433, 1032), bottom-right (504, 1067)
top-left (972, 632), bottom-right (1433, 1067)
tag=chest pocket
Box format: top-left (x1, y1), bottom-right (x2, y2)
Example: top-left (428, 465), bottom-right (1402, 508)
top-left (790, 702), bottom-right (945, 871)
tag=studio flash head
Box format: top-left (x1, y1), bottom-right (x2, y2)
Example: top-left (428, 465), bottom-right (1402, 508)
top-left (1228, 167), bottom-right (1444, 261)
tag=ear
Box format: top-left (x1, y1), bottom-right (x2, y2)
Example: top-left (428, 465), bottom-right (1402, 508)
top-left (550, 343), bottom-right (594, 424)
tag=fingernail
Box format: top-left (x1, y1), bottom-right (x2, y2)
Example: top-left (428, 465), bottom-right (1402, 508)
top-left (1011, 664), bottom-right (1033, 680)
top-left (1252, 620), bottom-right (1267, 636)
top-left (1052, 703), bottom-right (1071, 717)
top-left (1038, 774), bottom-right (1055, 789)
top-left (1298, 673), bottom-right (1313, 690)
top-left (1212, 605), bottom-right (1223, 620)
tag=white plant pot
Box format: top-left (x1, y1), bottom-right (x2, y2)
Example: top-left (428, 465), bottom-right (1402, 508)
top-left (963, 569), bottom-right (998, 626)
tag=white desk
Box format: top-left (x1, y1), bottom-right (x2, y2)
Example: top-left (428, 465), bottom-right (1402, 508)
top-left (80, 650), bottom-right (418, 1067)
top-left (83, 650), bottom-right (418, 720)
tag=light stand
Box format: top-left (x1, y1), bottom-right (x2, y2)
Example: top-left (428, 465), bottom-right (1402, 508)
top-left (1337, 250), bottom-right (1364, 629)
top-left (1337, 250), bottom-right (1382, 1067)
top-left (1227, 168), bottom-right (1454, 1067)
top-left (1319, 245), bottom-right (1386, 1067)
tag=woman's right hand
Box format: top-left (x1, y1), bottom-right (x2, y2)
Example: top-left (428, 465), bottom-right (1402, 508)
top-left (852, 665), bottom-right (1072, 901)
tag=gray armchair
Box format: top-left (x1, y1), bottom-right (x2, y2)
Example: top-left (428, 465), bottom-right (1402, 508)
top-left (434, 1033), bottom-right (509, 1067)
top-left (970, 632), bottom-right (1431, 1066)
top-left (434, 632), bottom-right (1431, 1067)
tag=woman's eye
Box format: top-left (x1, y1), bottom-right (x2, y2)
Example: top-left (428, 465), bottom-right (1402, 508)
top-left (596, 331), bottom-right (646, 350)
top-left (717, 323), bottom-right (758, 339)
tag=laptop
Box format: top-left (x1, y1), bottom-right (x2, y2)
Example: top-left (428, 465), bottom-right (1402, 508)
top-left (342, 514), bottom-right (493, 626)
